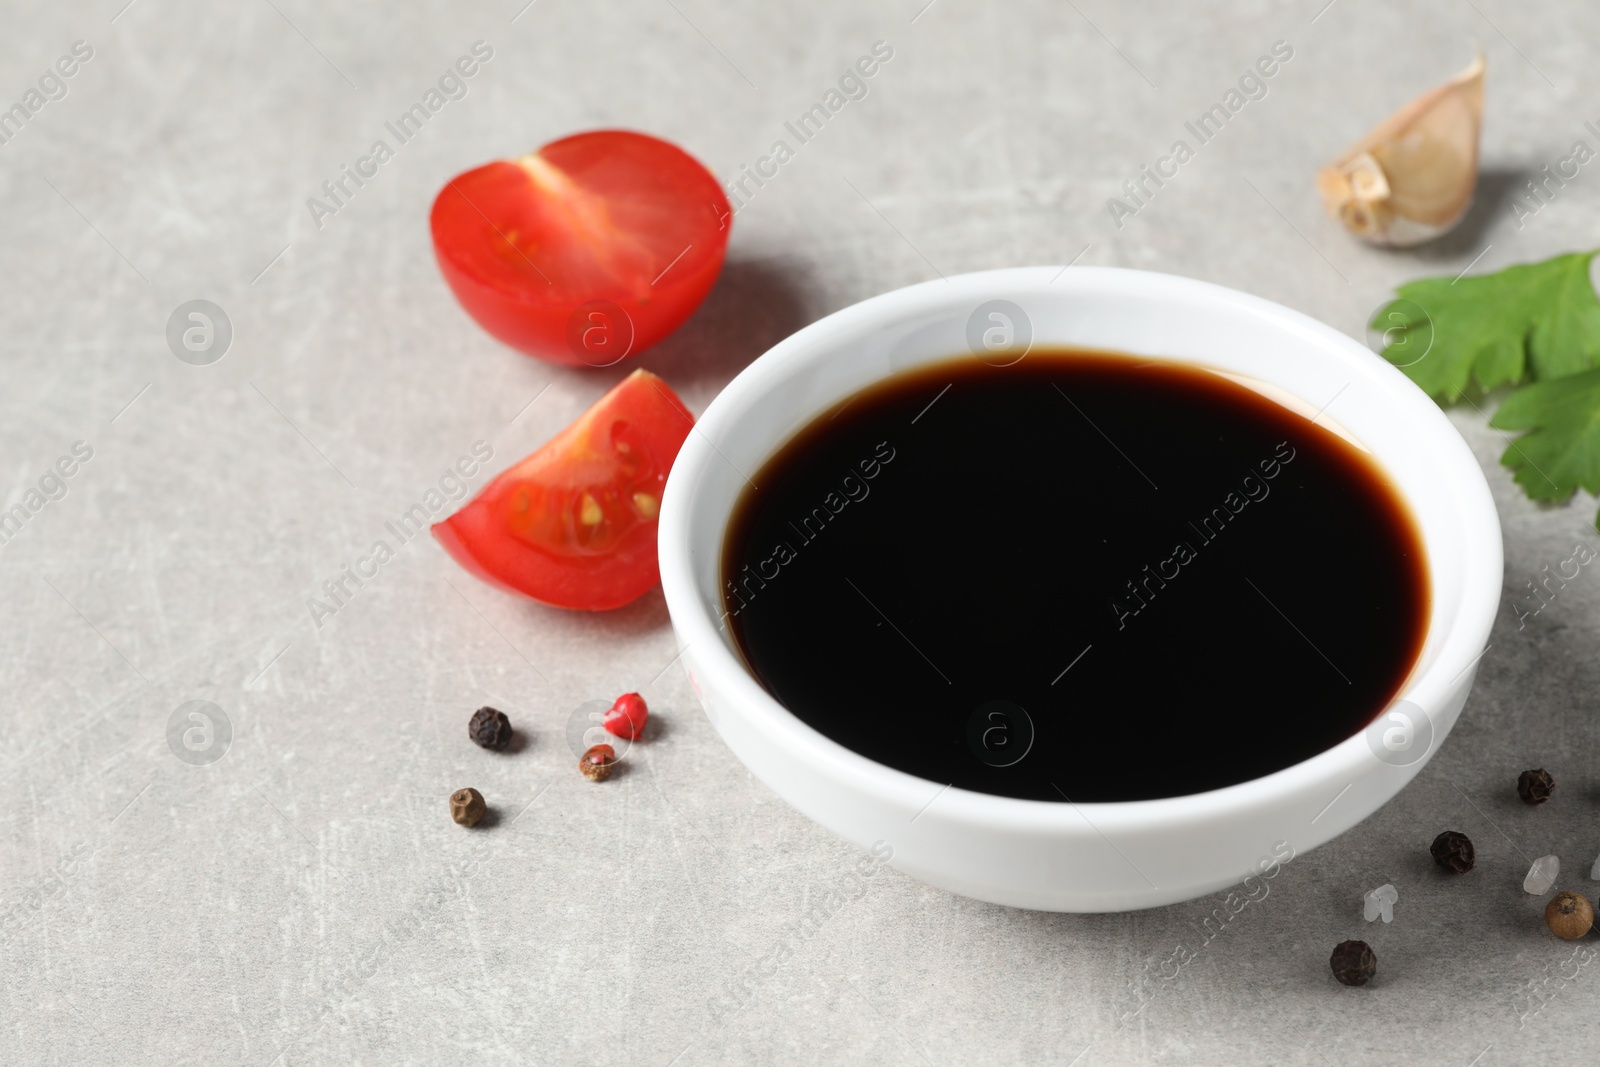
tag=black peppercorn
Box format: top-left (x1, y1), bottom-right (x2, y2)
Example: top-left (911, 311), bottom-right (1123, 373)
top-left (469, 706), bottom-right (513, 751)
top-left (1517, 768), bottom-right (1555, 805)
top-left (1330, 940), bottom-right (1376, 986)
top-left (1429, 830), bottom-right (1475, 873)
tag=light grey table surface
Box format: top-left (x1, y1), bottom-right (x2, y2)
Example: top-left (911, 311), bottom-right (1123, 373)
top-left (3, 1), bottom-right (1598, 1064)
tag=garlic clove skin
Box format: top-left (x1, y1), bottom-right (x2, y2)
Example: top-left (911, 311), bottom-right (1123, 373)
top-left (1317, 54), bottom-right (1485, 247)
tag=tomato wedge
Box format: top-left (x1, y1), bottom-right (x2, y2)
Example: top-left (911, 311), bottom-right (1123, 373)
top-left (433, 370), bottom-right (695, 610)
top-left (430, 130), bottom-right (731, 366)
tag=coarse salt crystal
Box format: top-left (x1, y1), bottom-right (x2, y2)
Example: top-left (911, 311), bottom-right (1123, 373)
top-left (1524, 854), bottom-right (1560, 895)
top-left (1363, 883), bottom-right (1398, 923)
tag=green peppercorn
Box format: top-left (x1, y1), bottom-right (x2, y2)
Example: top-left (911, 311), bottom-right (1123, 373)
top-left (450, 787), bottom-right (487, 827)
top-left (1545, 892), bottom-right (1594, 940)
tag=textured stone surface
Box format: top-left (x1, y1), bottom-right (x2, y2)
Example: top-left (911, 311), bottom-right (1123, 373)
top-left (3, 1), bottom-right (1600, 1063)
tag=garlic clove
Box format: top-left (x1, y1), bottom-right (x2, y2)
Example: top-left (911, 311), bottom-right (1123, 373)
top-left (1317, 54), bottom-right (1485, 247)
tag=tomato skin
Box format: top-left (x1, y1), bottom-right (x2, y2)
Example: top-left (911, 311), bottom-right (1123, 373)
top-left (431, 130), bottom-right (731, 366)
top-left (433, 370), bottom-right (695, 610)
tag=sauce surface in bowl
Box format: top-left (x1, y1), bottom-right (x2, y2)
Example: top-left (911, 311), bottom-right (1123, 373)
top-left (721, 350), bottom-right (1430, 802)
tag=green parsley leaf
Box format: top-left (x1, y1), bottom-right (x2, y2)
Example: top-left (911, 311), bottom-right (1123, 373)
top-left (1489, 366), bottom-right (1600, 503)
top-left (1374, 251), bottom-right (1600, 403)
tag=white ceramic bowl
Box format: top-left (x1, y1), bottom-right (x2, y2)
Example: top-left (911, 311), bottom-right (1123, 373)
top-left (658, 266), bottom-right (1501, 912)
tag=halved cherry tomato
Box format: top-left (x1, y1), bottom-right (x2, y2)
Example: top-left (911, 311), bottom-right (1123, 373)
top-left (433, 369), bottom-right (694, 610)
top-left (430, 129), bottom-right (731, 366)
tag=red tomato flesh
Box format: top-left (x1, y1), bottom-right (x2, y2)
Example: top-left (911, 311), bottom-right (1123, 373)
top-left (433, 370), bottom-right (695, 610)
top-left (431, 129), bottom-right (731, 366)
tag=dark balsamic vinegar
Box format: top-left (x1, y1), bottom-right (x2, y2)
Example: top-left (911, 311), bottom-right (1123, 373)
top-left (721, 350), bottom-right (1429, 802)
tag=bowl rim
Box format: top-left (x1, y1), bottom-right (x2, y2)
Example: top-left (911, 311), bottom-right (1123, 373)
top-left (658, 265), bottom-right (1502, 834)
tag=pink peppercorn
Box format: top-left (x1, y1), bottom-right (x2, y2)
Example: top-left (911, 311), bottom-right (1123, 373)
top-left (604, 692), bottom-right (649, 740)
